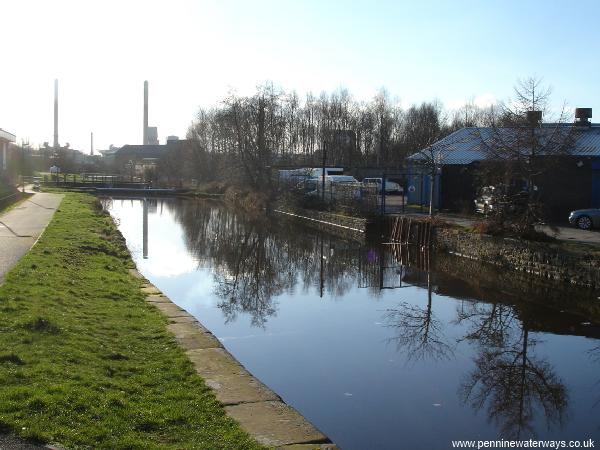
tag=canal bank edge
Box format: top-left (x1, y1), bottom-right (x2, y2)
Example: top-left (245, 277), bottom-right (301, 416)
top-left (129, 268), bottom-right (338, 449)
top-left (434, 227), bottom-right (600, 288)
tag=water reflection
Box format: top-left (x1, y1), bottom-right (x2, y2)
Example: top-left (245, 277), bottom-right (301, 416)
top-left (384, 268), bottom-right (454, 363)
top-left (163, 199), bottom-right (382, 326)
top-left (458, 302), bottom-right (568, 438)
top-left (105, 197), bottom-right (600, 448)
top-left (142, 199), bottom-right (148, 259)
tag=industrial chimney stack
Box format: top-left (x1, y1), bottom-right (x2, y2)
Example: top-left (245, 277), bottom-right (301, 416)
top-left (53, 79), bottom-right (59, 149)
top-left (143, 81), bottom-right (149, 145)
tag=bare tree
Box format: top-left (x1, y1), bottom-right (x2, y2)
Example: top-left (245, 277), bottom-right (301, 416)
top-left (474, 77), bottom-right (576, 235)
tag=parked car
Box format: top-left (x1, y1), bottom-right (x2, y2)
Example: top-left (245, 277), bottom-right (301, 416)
top-left (362, 178), bottom-right (403, 194)
top-left (474, 186), bottom-right (528, 215)
top-left (568, 209), bottom-right (600, 230)
top-left (474, 186), bottom-right (496, 214)
top-left (294, 178), bottom-right (318, 194)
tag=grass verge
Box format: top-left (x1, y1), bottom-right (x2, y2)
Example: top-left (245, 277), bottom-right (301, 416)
top-left (0, 193), bottom-right (265, 450)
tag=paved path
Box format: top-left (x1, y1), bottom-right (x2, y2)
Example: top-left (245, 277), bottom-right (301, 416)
top-left (0, 435), bottom-right (56, 449)
top-left (401, 211), bottom-right (600, 246)
top-left (540, 225), bottom-right (600, 246)
top-left (0, 192), bottom-right (64, 284)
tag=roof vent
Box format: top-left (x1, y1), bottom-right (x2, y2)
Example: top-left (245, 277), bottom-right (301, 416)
top-left (526, 110), bottom-right (542, 125)
top-left (575, 108), bottom-right (592, 127)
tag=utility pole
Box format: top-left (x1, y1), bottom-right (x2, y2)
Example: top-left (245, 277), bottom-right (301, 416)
top-left (321, 140), bottom-right (326, 202)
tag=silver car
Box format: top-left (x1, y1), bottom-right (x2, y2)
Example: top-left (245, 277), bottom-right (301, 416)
top-left (568, 209), bottom-right (600, 230)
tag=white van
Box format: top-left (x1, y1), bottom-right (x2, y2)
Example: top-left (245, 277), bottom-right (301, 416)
top-left (362, 178), bottom-right (403, 194)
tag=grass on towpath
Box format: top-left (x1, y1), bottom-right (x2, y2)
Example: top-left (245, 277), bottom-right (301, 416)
top-left (0, 193), bottom-right (265, 449)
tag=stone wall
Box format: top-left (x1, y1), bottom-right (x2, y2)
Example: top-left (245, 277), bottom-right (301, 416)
top-left (434, 227), bottom-right (600, 288)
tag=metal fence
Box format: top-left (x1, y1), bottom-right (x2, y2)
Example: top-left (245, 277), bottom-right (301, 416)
top-left (367, 171), bottom-right (440, 215)
top-left (40, 173), bottom-right (149, 189)
top-left (278, 178), bottom-right (380, 215)
top-left (277, 169), bottom-right (438, 216)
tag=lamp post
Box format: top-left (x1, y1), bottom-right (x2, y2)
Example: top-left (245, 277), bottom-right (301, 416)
top-left (21, 140), bottom-right (26, 193)
top-left (321, 142), bottom-right (327, 202)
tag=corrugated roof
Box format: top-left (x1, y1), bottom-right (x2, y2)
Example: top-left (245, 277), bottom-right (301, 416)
top-left (409, 125), bottom-right (600, 165)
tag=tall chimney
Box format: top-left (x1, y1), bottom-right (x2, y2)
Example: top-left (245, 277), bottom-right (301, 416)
top-left (53, 79), bottom-right (59, 149)
top-left (143, 80), bottom-right (148, 145)
top-left (90, 132), bottom-right (94, 156)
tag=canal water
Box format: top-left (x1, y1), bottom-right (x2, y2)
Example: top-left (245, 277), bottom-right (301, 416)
top-left (105, 197), bottom-right (600, 450)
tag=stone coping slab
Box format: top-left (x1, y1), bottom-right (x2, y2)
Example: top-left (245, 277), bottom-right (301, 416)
top-left (139, 277), bottom-right (335, 448)
top-left (225, 401), bottom-right (330, 447)
top-left (167, 322), bottom-right (221, 350)
top-left (277, 444), bottom-right (340, 450)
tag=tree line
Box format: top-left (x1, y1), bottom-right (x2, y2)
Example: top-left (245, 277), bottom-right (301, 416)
top-left (158, 84), bottom-right (496, 189)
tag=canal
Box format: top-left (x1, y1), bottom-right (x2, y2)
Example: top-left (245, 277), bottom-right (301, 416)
top-left (105, 197), bottom-right (600, 450)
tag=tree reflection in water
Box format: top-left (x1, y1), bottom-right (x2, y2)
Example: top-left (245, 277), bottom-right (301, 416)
top-left (383, 270), bottom-right (454, 363)
top-left (381, 244), bottom-right (569, 437)
top-left (587, 345), bottom-right (600, 421)
top-left (167, 200), bottom-right (376, 327)
top-left (214, 229), bottom-right (280, 327)
top-left (456, 302), bottom-right (567, 438)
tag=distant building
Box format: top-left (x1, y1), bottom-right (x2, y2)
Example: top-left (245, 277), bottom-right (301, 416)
top-left (147, 127), bottom-right (159, 145)
top-left (99, 145), bottom-right (120, 166)
top-left (111, 140), bottom-right (188, 176)
top-left (114, 144), bottom-right (164, 176)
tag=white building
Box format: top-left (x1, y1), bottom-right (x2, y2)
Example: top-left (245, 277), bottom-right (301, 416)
top-left (0, 128), bottom-right (16, 173)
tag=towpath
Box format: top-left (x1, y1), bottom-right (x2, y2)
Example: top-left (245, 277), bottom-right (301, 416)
top-left (0, 192), bottom-right (64, 283)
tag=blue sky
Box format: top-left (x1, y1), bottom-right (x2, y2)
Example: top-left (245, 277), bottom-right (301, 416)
top-left (1, 0), bottom-right (598, 150)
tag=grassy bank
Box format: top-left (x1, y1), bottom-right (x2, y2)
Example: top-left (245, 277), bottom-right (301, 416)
top-left (0, 193), bottom-right (264, 449)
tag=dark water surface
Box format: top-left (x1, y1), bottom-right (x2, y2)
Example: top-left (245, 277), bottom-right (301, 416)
top-left (105, 197), bottom-right (600, 450)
